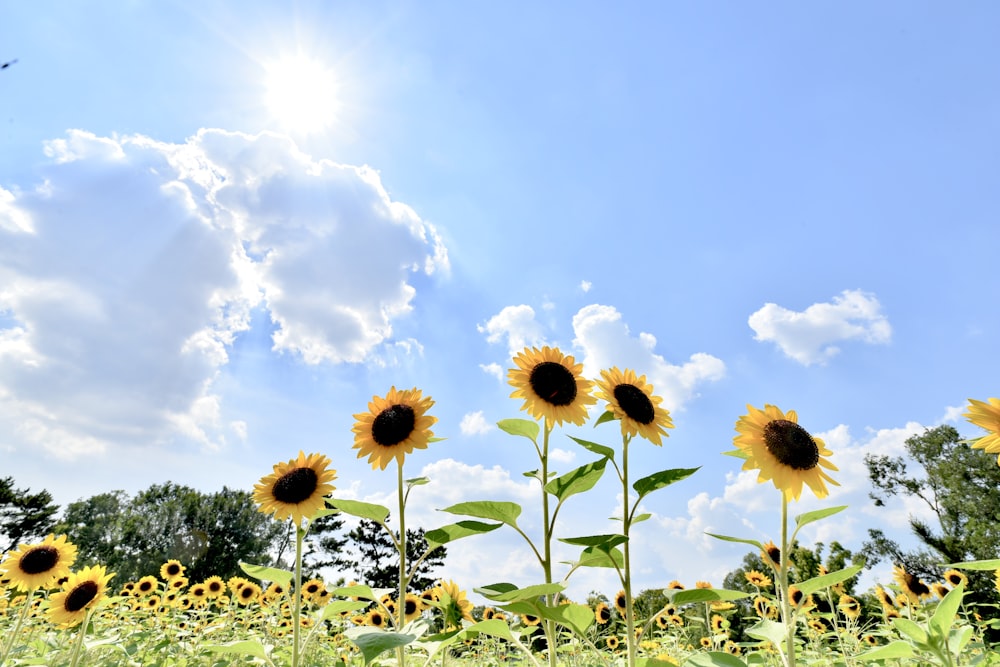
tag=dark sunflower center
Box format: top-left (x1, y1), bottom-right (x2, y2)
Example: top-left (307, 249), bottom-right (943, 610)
top-left (905, 573), bottom-right (930, 596)
top-left (790, 589), bottom-right (804, 605)
top-left (766, 545), bottom-right (781, 564)
top-left (612, 384), bottom-right (655, 424)
top-left (405, 598), bottom-right (418, 615)
top-left (371, 404), bottom-right (416, 446)
top-left (599, 606), bottom-right (611, 622)
top-left (65, 581), bottom-right (99, 613)
top-left (240, 588), bottom-right (254, 599)
top-left (165, 563), bottom-right (181, 576)
top-left (762, 419), bottom-right (820, 470)
top-left (272, 467), bottom-right (319, 504)
top-left (20, 546), bottom-right (59, 575)
top-left (529, 361), bottom-right (577, 406)
top-left (139, 581), bottom-right (153, 592)
top-left (209, 581), bottom-right (222, 592)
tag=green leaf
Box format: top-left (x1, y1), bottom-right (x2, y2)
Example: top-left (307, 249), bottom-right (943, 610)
top-left (406, 476), bottom-right (430, 487)
top-left (594, 410), bottom-right (617, 427)
top-left (632, 512), bottom-right (652, 524)
top-left (705, 533), bottom-right (764, 551)
top-left (743, 619), bottom-right (786, 646)
top-left (568, 436), bottom-right (616, 460)
top-left (345, 629), bottom-right (415, 666)
top-left (535, 602), bottom-right (594, 637)
top-left (440, 501), bottom-right (521, 528)
top-left (331, 584), bottom-right (379, 602)
top-left (205, 640), bottom-right (269, 660)
top-left (856, 640), bottom-right (916, 661)
top-left (892, 617), bottom-right (928, 645)
top-left (475, 582), bottom-right (564, 602)
top-left (721, 448), bottom-right (749, 460)
top-left (425, 520), bottom-right (503, 550)
top-left (681, 652), bottom-right (749, 667)
top-left (633, 467), bottom-right (700, 500)
top-left (942, 558), bottom-right (1000, 570)
top-left (544, 458), bottom-right (608, 502)
top-left (458, 619), bottom-right (516, 642)
top-left (929, 583), bottom-right (964, 640)
top-left (670, 588), bottom-right (749, 606)
top-left (792, 565), bottom-right (863, 596)
top-left (327, 499), bottom-right (390, 524)
top-left (321, 600), bottom-right (369, 621)
top-left (311, 507), bottom-right (340, 520)
top-left (794, 505), bottom-right (848, 529)
top-left (574, 545), bottom-right (624, 569)
top-left (497, 418), bottom-right (539, 442)
top-left (559, 533), bottom-right (628, 549)
top-left (239, 562), bottom-right (293, 587)
top-left (948, 624), bottom-right (974, 655)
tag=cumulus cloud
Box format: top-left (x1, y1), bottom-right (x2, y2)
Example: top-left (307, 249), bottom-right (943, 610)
top-left (459, 411), bottom-right (494, 436)
top-left (479, 362), bottom-right (503, 381)
top-left (748, 289), bottom-right (891, 365)
top-left (0, 129), bottom-right (447, 458)
top-left (478, 305), bottom-right (546, 356)
top-left (571, 304), bottom-right (725, 411)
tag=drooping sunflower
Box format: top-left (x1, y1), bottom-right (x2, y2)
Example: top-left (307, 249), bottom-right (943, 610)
top-left (964, 398), bottom-right (1000, 463)
top-left (614, 589), bottom-right (628, 616)
top-left (352, 387), bottom-right (437, 470)
top-left (507, 346), bottom-right (596, 427)
top-left (893, 565), bottom-right (931, 604)
top-left (47, 565), bottom-right (115, 628)
top-left (253, 451), bottom-right (337, 526)
top-left (1, 534), bottom-right (78, 591)
top-left (931, 582), bottom-right (950, 599)
top-left (435, 579), bottom-right (474, 628)
top-left (760, 541), bottom-right (781, 570)
top-left (595, 602), bottom-right (612, 625)
top-left (595, 367), bottom-right (674, 445)
top-left (744, 570), bottom-right (772, 588)
top-left (943, 569), bottom-right (968, 588)
top-left (733, 404), bottom-right (839, 501)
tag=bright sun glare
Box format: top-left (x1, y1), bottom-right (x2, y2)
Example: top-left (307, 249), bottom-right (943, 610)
top-left (263, 54), bottom-right (340, 133)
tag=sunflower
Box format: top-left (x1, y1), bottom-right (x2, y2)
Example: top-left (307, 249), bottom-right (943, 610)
top-left (874, 585), bottom-right (894, 610)
top-left (753, 596), bottom-right (777, 620)
top-left (253, 451), bottom-right (337, 526)
top-left (160, 560), bottom-right (185, 581)
top-left (605, 636), bottom-right (620, 650)
top-left (965, 398), bottom-right (1000, 463)
top-left (943, 569), bottom-right (968, 588)
top-left (787, 586), bottom-right (810, 610)
top-left (666, 580), bottom-right (685, 590)
top-left (931, 582), bottom-right (950, 599)
top-left (733, 404), bottom-right (839, 501)
top-left (203, 576), bottom-right (225, 599)
top-left (710, 614), bottom-right (728, 633)
top-left (435, 579), bottom-right (474, 629)
top-left (521, 613), bottom-right (541, 626)
top-left (595, 602), bottom-right (612, 625)
top-left (1, 534), bottom-right (78, 591)
top-left (235, 581), bottom-right (262, 605)
top-left (352, 387), bottom-right (437, 470)
top-left (47, 565), bottom-right (114, 628)
top-left (507, 346), bottom-right (596, 427)
top-left (403, 593), bottom-right (423, 623)
top-left (135, 575), bottom-right (159, 596)
top-left (594, 367), bottom-right (674, 445)
top-left (724, 641), bottom-right (742, 656)
top-left (699, 637), bottom-right (712, 648)
top-left (837, 595), bottom-right (861, 619)
top-left (893, 565), bottom-right (931, 604)
top-left (367, 608), bottom-right (387, 628)
top-left (482, 607), bottom-right (496, 621)
top-left (744, 570), bottom-right (772, 588)
top-left (760, 541), bottom-right (782, 570)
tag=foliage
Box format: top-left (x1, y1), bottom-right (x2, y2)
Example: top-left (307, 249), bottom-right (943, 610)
top-left (329, 517), bottom-right (446, 592)
top-left (54, 482), bottom-right (285, 582)
top-left (0, 476), bottom-right (59, 554)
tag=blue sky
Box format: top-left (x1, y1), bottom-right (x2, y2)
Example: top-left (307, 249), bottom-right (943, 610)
top-left (2, 1), bottom-right (999, 600)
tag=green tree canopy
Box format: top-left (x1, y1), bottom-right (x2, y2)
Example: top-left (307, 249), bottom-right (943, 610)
top-left (328, 517), bottom-right (446, 592)
top-left (0, 477), bottom-right (59, 554)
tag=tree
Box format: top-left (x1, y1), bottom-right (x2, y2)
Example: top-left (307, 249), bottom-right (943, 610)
top-left (329, 518), bottom-right (447, 592)
top-left (55, 483), bottom-right (286, 582)
top-left (0, 477), bottom-right (60, 554)
top-left (303, 510), bottom-right (348, 579)
top-left (862, 424), bottom-right (1000, 610)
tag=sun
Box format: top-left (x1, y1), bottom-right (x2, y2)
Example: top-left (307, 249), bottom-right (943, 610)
top-left (263, 53), bottom-right (341, 133)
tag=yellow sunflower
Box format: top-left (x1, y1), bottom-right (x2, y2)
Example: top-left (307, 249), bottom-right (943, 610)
top-left (893, 565), bottom-right (931, 604)
top-left (508, 346), bottom-right (596, 427)
top-left (595, 602), bottom-right (612, 624)
top-left (435, 579), bottom-right (474, 629)
top-left (837, 595), bottom-right (861, 619)
top-left (203, 576), bottom-right (225, 599)
top-left (614, 589), bottom-right (628, 616)
top-left (159, 560), bottom-right (185, 581)
top-left (595, 367), bottom-right (674, 445)
top-left (253, 451), bottom-right (337, 526)
top-left (1, 534), bottom-right (78, 591)
top-left (352, 387), bottom-right (437, 470)
top-left (744, 570), bottom-right (772, 588)
top-left (47, 565), bottom-right (115, 628)
top-left (403, 593), bottom-right (423, 623)
top-left (943, 569), bottom-right (968, 588)
top-left (733, 404), bottom-right (839, 501)
top-left (964, 398), bottom-right (1000, 463)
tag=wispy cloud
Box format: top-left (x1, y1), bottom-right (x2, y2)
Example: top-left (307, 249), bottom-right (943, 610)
top-left (478, 305), bottom-right (547, 357)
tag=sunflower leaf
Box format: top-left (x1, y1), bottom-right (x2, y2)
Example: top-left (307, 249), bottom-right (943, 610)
top-left (311, 507), bottom-right (340, 521)
top-left (544, 458), bottom-right (608, 502)
top-left (204, 639), bottom-right (270, 659)
top-left (633, 467), bottom-right (700, 501)
top-left (942, 558), bottom-right (1000, 570)
top-left (595, 410), bottom-right (618, 427)
top-left (669, 588), bottom-right (749, 606)
top-left (321, 600), bottom-right (370, 621)
top-left (497, 418), bottom-right (539, 442)
top-left (327, 499), bottom-right (390, 524)
top-left (574, 545), bottom-right (624, 569)
top-left (568, 436), bottom-right (616, 460)
top-left (794, 505), bottom-right (848, 529)
top-left (559, 534), bottom-right (627, 549)
top-left (679, 651), bottom-right (749, 667)
top-left (238, 562), bottom-right (294, 588)
top-left (743, 619), bottom-right (786, 646)
top-left (425, 520), bottom-right (503, 550)
top-left (929, 584), bottom-right (964, 642)
top-left (892, 618), bottom-right (928, 645)
top-left (475, 582), bottom-right (564, 602)
top-left (792, 565), bottom-right (863, 597)
top-left (534, 601), bottom-right (594, 637)
top-left (721, 448), bottom-right (749, 460)
top-left (457, 619), bottom-right (517, 642)
top-left (705, 533), bottom-right (765, 551)
top-left (331, 584), bottom-right (379, 602)
top-left (344, 628), bottom-right (416, 665)
top-left (440, 501), bottom-right (521, 528)
top-left (632, 512), bottom-right (652, 524)
top-left (406, 476), bottom-right (430, 487)
top-left (855, 640), bottom-right (916, 661)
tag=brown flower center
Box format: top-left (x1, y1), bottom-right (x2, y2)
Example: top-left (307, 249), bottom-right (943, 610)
top-left (904, 572), bottom-right (930, 597)
top-left (762, 419), bottom-right (820, 470)
top-left (529, 361), bottom-right (577, 406)
top-left (598, 606), bottom-right (611, 622)
top-left (20, 546), bottom-right (59, 575)
top-left (65, 581), bottom-right (99, 613)
top-left (273, 467), bottom-right (319, 504)
top-left (372, 404), bottom-right (416, 446)
top-left (165, 563), bottom-right (181, 577)
top-left (404, 597), bottom-right (418, 615)
top-left (613, 384), bottom-right (655, 424)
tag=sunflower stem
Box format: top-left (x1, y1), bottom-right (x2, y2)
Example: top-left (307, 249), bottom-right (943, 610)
top-left (779, 494), bottom-right (796, 667)
top-left (397, 459), bottom-right (408, 667)
top-left (0, 587), bottom-right (34, 667)
top-left (292, 524), bottom-right (305, 667)
top-left (620, 435), bottom-right (637, 667)
top-left (540, 421), bottom-right (557, 667)
top-left (67, 606), bottom-right (93, 667)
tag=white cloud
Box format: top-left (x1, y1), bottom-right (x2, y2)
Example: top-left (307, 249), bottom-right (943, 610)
top-left (580, 280), bottom-right (592, 293)
top-left (549, 448), bottom-right (576, 464)
top-left (571, 304), bottom-right (725, 411)
top-left (748, 289), bottom-right (891, 365)
top-left (478, 305), bottom-right (546, 356)
top-left (479, 362), bottom-right (503, 381)
top-left (459, 411), bottom-right (494, 436)
top-left (0, 129), bottom-right (447, 458)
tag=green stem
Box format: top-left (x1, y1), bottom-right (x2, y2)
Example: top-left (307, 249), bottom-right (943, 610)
top-left (397, 460), bottom-right (408, 667)
top-left (67, 607), bottom-right (93, 667)
top-left (540, 421), bottom-right (557, 667)
top-left (0, 588), bottom-right (35, 667)
top-left (621, 435), bottom-right (637, 667)
top-left (779, 495), bottom-right (795, 667)
top-left (292, 524), bottom-right (305, 667)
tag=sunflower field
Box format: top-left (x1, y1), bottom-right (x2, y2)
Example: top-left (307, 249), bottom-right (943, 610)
top-left (3, 347), bottom-right (1000, 667)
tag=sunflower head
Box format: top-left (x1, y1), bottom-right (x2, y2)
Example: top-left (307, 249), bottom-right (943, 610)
top-left (943, 569), bottom-right (968, 588)
top-left (160, 560), bottom-right (185, 581)
top-left (434, 579), bottom-right (474, 629)
top-left (595, 367), bottom-right (674, 445)
top-left (1, 534), bottom-right (78, 592)
top-left (734, 404), bottom-right (839, 501)
top-left (353, 387), bottom-right (437, 470)
top-left (964, 398), bottom-right (1000, 462)
top-left (893, 565), bottom-right (931, 604)
top-left (744, 570), bottom-right (772, 588)
top-left (595, 602), bottom-right (612, 624)
top-left (508, 346), bottom-right (596, 427)
top-left (253, 451), bottom-right (337, 526)
top-left (46, 564), bottom-right (115, 628)
top-left (614, 589), bottom-right (628, 615)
